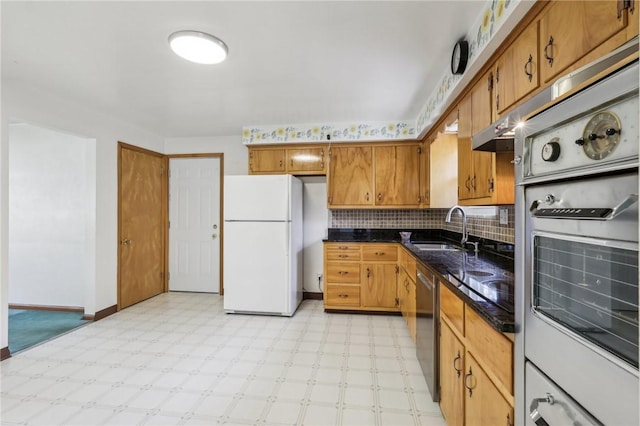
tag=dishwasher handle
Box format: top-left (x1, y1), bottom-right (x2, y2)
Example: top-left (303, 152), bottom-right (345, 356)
top-left (417, 271), bottom-right (433, 290)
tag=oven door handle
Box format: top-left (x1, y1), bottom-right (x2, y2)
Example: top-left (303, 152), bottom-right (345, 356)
top-left (529, 193), bottom-right (638, 220)
top-left (529, 393), bottom-right (554, 426)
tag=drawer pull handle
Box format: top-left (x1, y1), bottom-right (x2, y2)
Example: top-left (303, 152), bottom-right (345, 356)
top-left (375, 252), bottom-right (384, 256)
top-left (453, 351), bottom-right (462, 377)
top-left (338, 254), bottom-right (348, 258)
top-left (338, 293), bottom-right (348, 298)
top-left (544, 35), bottom-right (554, 66)
top-left (338, 271), bottom-right (349, 275)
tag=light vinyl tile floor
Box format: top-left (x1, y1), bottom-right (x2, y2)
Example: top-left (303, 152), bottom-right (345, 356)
top-left (1, 293), bottom-right (445, 426)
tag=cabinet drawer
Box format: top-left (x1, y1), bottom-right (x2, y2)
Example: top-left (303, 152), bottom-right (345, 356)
top-left (399, 247), bottom-right (417, 278)
top-left (465, 305), bottom-right (513, 394)
top-left (326, 250), bottom-right (361, 261)
top-left (326, 284), bottom-right (360, 307)
top-left (326, 263), bottom-right (361, 283)
top-left (362, 244), bottom-right (397, 261)
top-left (441, 284), bottom-right (464, 334)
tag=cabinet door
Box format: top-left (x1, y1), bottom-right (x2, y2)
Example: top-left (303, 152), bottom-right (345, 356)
top-left (471, 150), bottom-right (494, 199)
top-left (440, 320), bottom-right (465, 426)
top-left (470, 70), bottom-right (494, 135)
top-left (248, 148), bottom-right (286, 174)
top-left (495, 22), bottom-right (539, 115)
top-left (407, 279), bottom-right (416, 342)
top-left (420, 142), bottom-right (430, 206)
top-left (429, 133), bottom-right (458, 208)
top-left (464, 352), bottom-right (514, 426)
top-left (327, 146), bottom-right (373, 207)
top-left (286, 147), bottom-right (326, 174)
top-left (457, 138), bottom-right (474, 201)
top-left (539, 1), bottom-right (628, 83)
top-left (374, 145), bottom-right (421, 206)
top-left (362, 263), bottom-right (398, 309)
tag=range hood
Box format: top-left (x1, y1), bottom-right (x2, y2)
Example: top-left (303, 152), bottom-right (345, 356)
top-left (472, 37), bottom-right (639, 152)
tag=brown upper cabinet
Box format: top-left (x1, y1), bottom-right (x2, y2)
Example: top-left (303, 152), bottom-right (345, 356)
top-left (327, 145), bottom-right (374, 207)
top-left (373, 144), bottom-right (423, 207)
top-left (327, 142), bottom-right (426, 209)
top-left (494, 21), bottom-right (539, 115)
top-left (539, 1), bottom-right (631, 84)
top-left (248, 147), bottom-right (285, 174)
top-left (248, 145), bottom-right (327, 175)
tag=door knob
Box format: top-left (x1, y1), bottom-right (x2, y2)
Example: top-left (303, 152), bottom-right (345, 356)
top-left (213, 224), bottom-right (218, 229)
top-left (212, 234), bottom-right (218, 239)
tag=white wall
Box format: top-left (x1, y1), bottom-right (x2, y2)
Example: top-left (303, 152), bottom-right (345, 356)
top-left (9, 123), bottom-right (94, 307)
top-left (300, 176), bottom-right (328, 293)
top-left (1, 81), bottom-right (164, 352)
top-left (164, 136), bottom-right (248, 175)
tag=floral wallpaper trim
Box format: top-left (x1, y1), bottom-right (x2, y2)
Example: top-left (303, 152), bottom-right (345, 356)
top-left (242, 0), bottom-right (521, 146)
top-left (415, 0), bottom-right (517, 134)
top-left (242, 121), bottom-right (416, 145)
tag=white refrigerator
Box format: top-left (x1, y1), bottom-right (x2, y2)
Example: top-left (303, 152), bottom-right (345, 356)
top-left (223, 174), bottom-right (303, 316)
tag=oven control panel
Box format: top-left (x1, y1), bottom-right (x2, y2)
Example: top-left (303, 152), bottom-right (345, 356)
top-left (524, 92), bottom-right (638, 178)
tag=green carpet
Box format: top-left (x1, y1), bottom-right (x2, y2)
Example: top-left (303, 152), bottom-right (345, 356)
top-left (8, 309), bottom-right (89, 353)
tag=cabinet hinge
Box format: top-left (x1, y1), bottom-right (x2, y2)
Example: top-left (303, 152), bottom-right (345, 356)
top-left (489, 177), bottom-right (495, 192)
top-left (160, 166), bottom-right (165, 177)
top-left (417, 146), bottom-right (422, 155)
top-left (618, 0), bottom-right (634, 18)
top-left (395, 297), bottom-right (400, 307)
top-left (488, 72), bottom-right (493, 91)
top-left (496, 94), bottom-right (500, 112)
top-left (395, 265), bottom-right (399, 274)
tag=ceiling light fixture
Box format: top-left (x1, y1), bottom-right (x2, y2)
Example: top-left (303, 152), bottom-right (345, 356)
top-left (168, 30), bottom-right (228, 65)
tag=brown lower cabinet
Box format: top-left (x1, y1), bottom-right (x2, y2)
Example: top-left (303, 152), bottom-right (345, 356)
top-left (439, 284), bottom-right (514, 426)
top-left (323, 242), bottom-right (399, 313)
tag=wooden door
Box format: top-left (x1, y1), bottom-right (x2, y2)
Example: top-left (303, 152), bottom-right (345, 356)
top-left (420, 142), bottom-right (430, 207)
top-left (471, 151), bottom-right (494, 199)
top-left (470, 70), bottom-right (494, 135)
top-left (248, 148), bottom-right (285, 174)
top-left (327, 146), bottom-right (373, 207)
top-left (440, 320), bottom-right (465, 426)
top-left (539, 1), bottom-right (628, 83)
top-left (374, 145), bottom-right (421, 206)
top-left (495, 22), bottom-right (539, 115)
top-left (361, 263), bottom-right (397, 309)
top-left (464, 352), bottom-right (514, 426)
top-left (457, 142), bottom-right (473, 202)
top-left (429, 133), bottom-right (458, 208)
top-left (168, 157), bottom-right (221, 293)
top-left (119, 144), bottom-right (167, 309)
top-left (287, 147), bottom-right (326, 174)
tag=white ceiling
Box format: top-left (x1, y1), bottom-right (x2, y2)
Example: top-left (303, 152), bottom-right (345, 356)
top-left (2, 1), bottom-right (486, 138)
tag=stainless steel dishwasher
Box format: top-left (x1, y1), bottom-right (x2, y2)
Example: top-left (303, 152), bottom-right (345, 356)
top-left (416, 264), bottom-right (439, 402)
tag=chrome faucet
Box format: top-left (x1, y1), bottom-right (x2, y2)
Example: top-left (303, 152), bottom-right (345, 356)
top-left (445, 205), bottom-right (479, 252)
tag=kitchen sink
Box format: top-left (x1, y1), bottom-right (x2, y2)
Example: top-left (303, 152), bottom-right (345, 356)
top-left (464, 270), bottom-right (494, 277)
top-left (413, 243), bottom-right (460, 252)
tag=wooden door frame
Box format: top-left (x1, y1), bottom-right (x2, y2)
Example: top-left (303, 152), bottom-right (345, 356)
top-left (167, 153), bottom-right (225, 295)
top-left (117, 142), bottom-right (169, 310)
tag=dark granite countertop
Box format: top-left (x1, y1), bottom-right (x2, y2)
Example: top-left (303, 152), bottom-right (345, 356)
top-left (325, 228), bottom-right (515, 333)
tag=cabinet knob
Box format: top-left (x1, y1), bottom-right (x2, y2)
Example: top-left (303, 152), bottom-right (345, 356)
top-left (120, 238), bottom-right (132, 246)
top-left (365, 192), bottom-right (370, 201)
top-left (377, 193), bottom-right (382, 201)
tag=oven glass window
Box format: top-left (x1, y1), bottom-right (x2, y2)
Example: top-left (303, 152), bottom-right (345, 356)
top-left (533, 236), bottom-right (638, 367)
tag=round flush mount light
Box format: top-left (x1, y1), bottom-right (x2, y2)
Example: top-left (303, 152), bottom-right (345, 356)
top-left (168, 30), bottom-right (228, 64)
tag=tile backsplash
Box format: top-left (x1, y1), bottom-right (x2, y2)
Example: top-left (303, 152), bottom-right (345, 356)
top-left (330, 206), bottom-right (515, 244)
